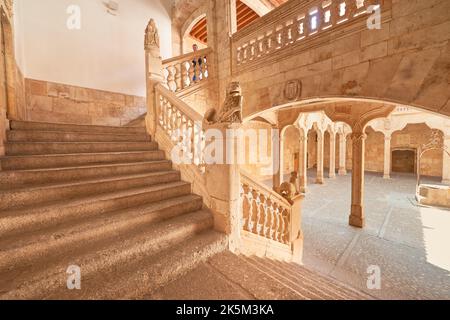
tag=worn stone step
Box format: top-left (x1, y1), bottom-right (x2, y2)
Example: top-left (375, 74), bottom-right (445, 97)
top-left (273, 259), bottom-right (372, 300)
top-left (0, 171), bottom-right (181, 211)
top-left (7, 130), bottom-right (150, 143)
top-left (0, 181), bottom-right (192, 238)
top-left (0, 195), bottom-right (203, 277)
top-left (0, 211), bottom-right (217, 299)
top-left (52, 230), bottom-right (227, 300)
top-left (5, 141), bottom-right (158, 156)
top-left (207, 252), bottom-right (306, 300)
top-left (0, 150), bottom-right (166, 170)
top-left (0, 160), bottom-right (172, 189)
top-left (10, 120), bottom-right (147, 135)
top-left (244, 256), bottom-right (358, 300)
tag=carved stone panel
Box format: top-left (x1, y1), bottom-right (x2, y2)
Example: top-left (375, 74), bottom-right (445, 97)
top-left (284, 80), bottom-right (301, 101)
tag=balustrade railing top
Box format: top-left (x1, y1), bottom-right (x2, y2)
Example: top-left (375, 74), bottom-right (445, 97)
top-left (162, 48), bottom-right (212, 94)
top-left (232, 0), bottom-right (385, 71)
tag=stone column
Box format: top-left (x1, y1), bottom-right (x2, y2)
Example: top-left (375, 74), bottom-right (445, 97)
top-left (272, 127), bottom-right (282, 191)
top-left (298, 132), bottom-right (308, 193)
top-left (443, 135), bottom-right (450, 184)
top-left (383, 133), bottom-right (392, 179)
top-left (204, 123), bottom-right (241, 252)
top-left (329, 132), bottom-right (336, 178)
top-left (316, 130), bottom-right (324, 184)
top-left (338, 133), bottom-right (347, 175)
top-left (349, 131), bottom-right (367, 228)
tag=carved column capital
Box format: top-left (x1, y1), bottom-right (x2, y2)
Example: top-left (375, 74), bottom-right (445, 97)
top-left (351, 132), bottom-right (367, 143)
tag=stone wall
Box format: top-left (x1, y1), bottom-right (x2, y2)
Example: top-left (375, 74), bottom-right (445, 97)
top-left (179, 83), bottom-right (218, 116)
top-left (25, 79), bottom-right (146, 126)
top-left (282, 125), bottom-right (300, 175)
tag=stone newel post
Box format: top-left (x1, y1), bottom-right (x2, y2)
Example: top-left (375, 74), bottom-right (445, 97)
top-left (204, 123), bottom-right (241, 252)
top-left (144, 19), bottom-right (164, 137)
top-left (290, 194), bottom-right (304, 264)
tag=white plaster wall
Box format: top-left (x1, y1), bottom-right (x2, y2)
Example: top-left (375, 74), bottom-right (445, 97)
top-left (14, 0), bottom-right (172, 96)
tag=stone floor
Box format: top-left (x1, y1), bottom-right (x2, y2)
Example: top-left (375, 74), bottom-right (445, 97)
top-left (295, 170), bottom-right (450, 300)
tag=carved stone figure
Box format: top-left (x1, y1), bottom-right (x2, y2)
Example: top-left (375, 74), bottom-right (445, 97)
top-left (144, 19), bottom-right (160, 50)
top-left (203, 82), bottom-right (243, 125)
top-left (279, 182), bottom-right (296, 204)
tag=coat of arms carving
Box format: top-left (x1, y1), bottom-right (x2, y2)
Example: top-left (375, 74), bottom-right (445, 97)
top-left (284, 80), bottom-right (301, 101)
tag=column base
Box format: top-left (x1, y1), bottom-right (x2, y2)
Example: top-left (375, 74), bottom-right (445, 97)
top-left (299, 186), bottom-right (307, 193)
top-left (329, 173), bottom-right (336, 179)
top-left (349, 205), bottom-right (365, 228)
top-left (338, 169), bottom-right (347, 175)
top-left (315, 178), bottom-right (324, 184)
top-left (383, 174), bottom-right (390, 179)
top-left (442, 179), bottom-right (450, 185)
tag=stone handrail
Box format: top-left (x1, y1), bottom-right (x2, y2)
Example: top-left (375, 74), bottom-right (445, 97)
top-left (162, 48), bottom-right (212, 93)
top-left (231, 0), bottom-right (383, 72)
top-left (240, 171), bottom-right (303, 262)
top-left (154, 83), bottom-right (206, 174)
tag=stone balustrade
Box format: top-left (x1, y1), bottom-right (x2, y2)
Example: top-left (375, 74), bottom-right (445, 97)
top-left (232, 0), bottom-right (381, 70)
top-left (162, 48), bottom-right (212, 93)
top-left (155, 84), bottom-right (206, 174)
top-left (240, 172), bottom-right (303, 263)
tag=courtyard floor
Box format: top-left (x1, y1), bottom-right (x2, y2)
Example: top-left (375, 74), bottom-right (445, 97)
top-left (297, 170), bottom-right (450, 300)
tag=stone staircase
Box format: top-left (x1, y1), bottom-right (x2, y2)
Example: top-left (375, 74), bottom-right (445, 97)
top-left (0, 120), bottom-right (227, 299)
top-left (0, 120), bottom-right (370, 300)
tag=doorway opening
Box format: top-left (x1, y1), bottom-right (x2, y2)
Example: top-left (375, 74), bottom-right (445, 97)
top-left (392, 149), bottom-right (416, 174)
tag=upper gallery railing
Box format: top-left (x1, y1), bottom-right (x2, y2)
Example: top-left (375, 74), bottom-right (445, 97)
top-left (162, 48), bottom-right (212, 93)
top-left (231, 0), bottom-right (385, 71)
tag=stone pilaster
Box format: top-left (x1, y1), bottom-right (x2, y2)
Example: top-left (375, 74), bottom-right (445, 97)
top-left (383, 134), bottom-right (392, 179)
top-left (316, 130), bottom-right (324, 184)
top-left (349, 131), bottom-right (367, 228)
top-left (338, 133), bottom-right (347, 175)
top-left (329, 132), bottom-right (336, 178)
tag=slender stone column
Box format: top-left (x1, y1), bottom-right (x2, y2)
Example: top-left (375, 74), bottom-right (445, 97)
top-left (349, 131), bottom-right (367, 228)
top-left (338, 133), bottom-right (347, 175)
top-left (383, 134), bottom-right (392, 179)
top-left (316, 130), bottom-right (324, 184)
top-left (443, 135), bottom-right (450, 184)
top-left (298, 133), bottom-right (308, 193)
top-left (272, 127), bottom-right (282, 191)
top-left (329, 132), bottom-right (336, 178)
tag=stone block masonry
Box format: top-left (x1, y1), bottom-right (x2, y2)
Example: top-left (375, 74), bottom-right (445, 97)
top-left (25, 79), bottom-right (147, 126)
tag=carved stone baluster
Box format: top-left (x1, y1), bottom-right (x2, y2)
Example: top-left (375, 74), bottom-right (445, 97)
top-left (167, 65), bottom-right (176, 92)
top-left (322, 2), bottom-right (333, 30)
top-left (262, 198), bottom-right (270, 238)
top-left (174, 63), bottom-right (182, 92)
top-left (202, 55), bottom-right (209, 79)
top-left (236, 47), bottom-right (242, 65)
top-left (187, 119), bottom-right (194, 162)
top-left (193, 57), bottom-right (199, 84)
top-left (181, 61), bottom-right (189, 89)
top-left (198, 56), bottom-right (204, 81)
top-left (241, 184), bottom-right (251, 231)
top-left (188, 61), bottom-right (195, 87)
top-left (158, 95), bottom-right (164, 126)
top-left (273, 206), bottom-right (281, 242)
top-left (254, 193), bottom-right (262, 234)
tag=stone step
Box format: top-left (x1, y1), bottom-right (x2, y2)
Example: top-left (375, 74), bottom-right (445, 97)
top-left (0, 150), bottom-right (166, 170)
top-left (206, 252), bottom-right (306, 299)
top-left (0, 211), bottom-right (217, 299)
top-left (244, 256), bottom-right (363, 300)
top-left (0, 171), bottom-right (181, 211)
top-left (273, 258), bottom-right (373, 300)
top-left (0, 195), bottom-right (203, 277)
top-left (0, 160), bottom-right (172, 189)
top-left (7, 130), bottom-right (151, 142)
top-left (0, 181), bottom-right (192, 238)
top-left (51, 230), bottom-right (227, 300)
top-left (5, 141), bottom-right (158, 156)
top-left (10, 120), bottom-right (147, 135)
